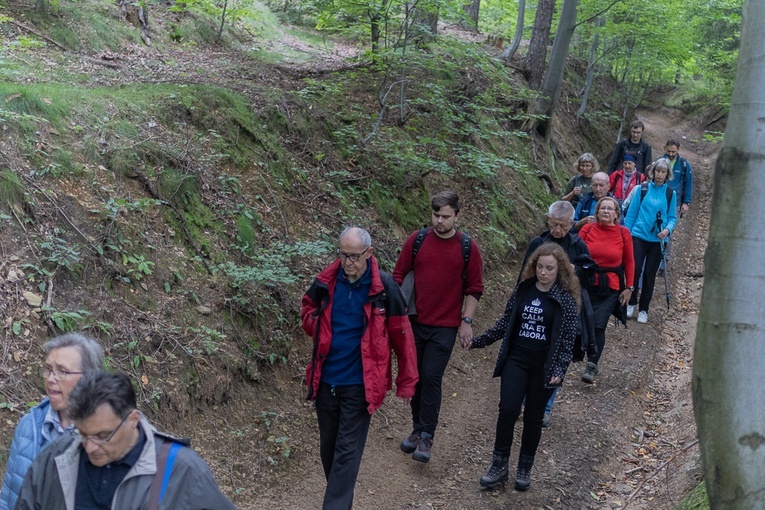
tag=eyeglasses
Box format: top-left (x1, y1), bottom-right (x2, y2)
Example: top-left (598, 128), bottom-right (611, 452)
top-left (337, 247), bottom-right (369, 262)
top-left (40, 367), bottom-right (83, 381)
top-left (75, 412), bottom-right (130, 445)
top-left (599, 207), bottom-right (617, 212)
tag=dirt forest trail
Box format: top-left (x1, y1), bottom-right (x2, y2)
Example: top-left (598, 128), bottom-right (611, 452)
top-left (240, 106), bottom-right (717, 509)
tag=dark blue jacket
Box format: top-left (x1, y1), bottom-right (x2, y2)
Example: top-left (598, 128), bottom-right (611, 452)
top-left (663, 154), bottom-right (693, 205)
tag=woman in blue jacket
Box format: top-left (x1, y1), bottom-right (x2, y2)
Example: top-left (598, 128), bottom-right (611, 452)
top-left (624, 159), bottom-right (677, 324)
top-left (0, 333), bottom-right (102, 510)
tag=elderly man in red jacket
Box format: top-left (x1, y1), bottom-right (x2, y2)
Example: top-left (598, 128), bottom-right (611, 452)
top-left (302, 226), bottom-right (418, 510)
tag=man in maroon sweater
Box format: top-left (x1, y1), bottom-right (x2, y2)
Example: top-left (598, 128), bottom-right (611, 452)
top-left (393, 190), bottom-right (484, 463)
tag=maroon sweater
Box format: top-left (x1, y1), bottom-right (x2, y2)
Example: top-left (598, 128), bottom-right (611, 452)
top-left (393, 229), bottom-right (484, 327)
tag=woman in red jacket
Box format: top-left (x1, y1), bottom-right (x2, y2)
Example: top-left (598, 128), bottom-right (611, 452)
top-left (609, 153), bottom-right (645, 203)
top-left (578, 197), bottom-right (635, 384)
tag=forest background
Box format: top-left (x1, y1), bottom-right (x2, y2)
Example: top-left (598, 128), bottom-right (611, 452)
top-left (0, 0), bottom-right (742, 507)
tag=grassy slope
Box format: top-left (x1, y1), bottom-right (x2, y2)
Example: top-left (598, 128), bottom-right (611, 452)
top-left (0, 0), bottom-right (622, 502)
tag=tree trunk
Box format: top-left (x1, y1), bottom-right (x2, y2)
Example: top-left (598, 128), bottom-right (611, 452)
top-left (410, 0), bottom-right (438, 42)
top-left (576, 17), bottom-right (602, 118)
top-left (501, 0), bottom-right (525, 61)
top-left (693, 1), bottom-right (765, 507)
top-left (462, 0), bottom-right (480, 33)
top-left (528, 0), bottom-right (579, 138)
top-left (526, 0), bottom-right (556, 90)
top-left (217, 0), bottom-right (228, 42)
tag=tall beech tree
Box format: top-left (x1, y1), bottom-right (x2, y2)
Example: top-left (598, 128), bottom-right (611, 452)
top-left (693, 1), bottom-right (765, 507)
top-left (525, 0), bottom-right (555, 89)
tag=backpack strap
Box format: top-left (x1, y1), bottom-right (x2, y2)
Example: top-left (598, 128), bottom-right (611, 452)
top-left (148, 440), bottom-right (184, 510)
top-left (639, 182), bottom-right (673, 215)
top-left (411, 227), bottom-right (430, 263)
top-left (459, 231), bottom-right (472, 283)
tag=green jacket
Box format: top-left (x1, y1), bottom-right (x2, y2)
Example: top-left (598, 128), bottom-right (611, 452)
top-left (15, 414), bottom-right (236, 510)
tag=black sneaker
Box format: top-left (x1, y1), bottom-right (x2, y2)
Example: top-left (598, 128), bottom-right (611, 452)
top-left (412, 432), bottom-right (432, 463)
top-left (400, 431), bottom-right (420, 454)
top-left (515, 454), bottom-right (534, 491)
top-left (479, 452), bottom-right (509, 488)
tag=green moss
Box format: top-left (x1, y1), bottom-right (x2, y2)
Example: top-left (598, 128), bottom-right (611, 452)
top-left (677, 481), bottom-right (709, 510)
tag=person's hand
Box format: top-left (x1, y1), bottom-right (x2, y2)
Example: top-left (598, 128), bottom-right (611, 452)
top-left (657, 228), bottom-right (670, 240)
top-left (549, 376), bottom-right (562, 386)
top-left (619, 288), bottom-right (632, 306)
top-left (401, 397), bottom-right (411, 406)
top-left (458, 323), bottom-right (473, 349)
top-left (573, 186), bottom-right (582, 196)
top-left (680, 203), bottom-right (689, 217)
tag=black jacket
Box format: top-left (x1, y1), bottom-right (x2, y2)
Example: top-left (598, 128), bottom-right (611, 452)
top-left (472, 279), bottom-right (579, 386)
top-left (608, 138), bottom-right (652, 174)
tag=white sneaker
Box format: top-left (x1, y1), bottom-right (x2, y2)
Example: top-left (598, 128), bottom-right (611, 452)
top-left (627, 305), bottom-right (636, 318)
top-left (637, 311), bottom-right (648, 324)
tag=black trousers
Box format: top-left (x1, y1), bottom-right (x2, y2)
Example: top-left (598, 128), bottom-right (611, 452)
top-left (494, 346), bottom-right (556, 457)
top-left (409, 323), bottom-right (458, 436)
top-left (315, 383), bottom-right (371, 510)
top-left (629, 237), bottom-right (663, 312)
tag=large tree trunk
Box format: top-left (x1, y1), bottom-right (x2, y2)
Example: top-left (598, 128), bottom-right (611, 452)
top-left (410, 0), bottom-right (438, 42)
top-left (528, 0), bottom-right (579, 138)
top-left (501, 0), bottom-right (525, 61)
top-left (693, 1), bottom-right (765, 507)
top-left (526, 0), bottom-right (556, 90)
top-left (576, 17), bottom-right (602, 118)
top-left (462, 0), bottom-right (480, 33)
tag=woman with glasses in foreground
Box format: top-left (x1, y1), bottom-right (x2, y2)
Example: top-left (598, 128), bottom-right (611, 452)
top-left (0, 333), bottom-right (103, 510)
top-left (577, 197), bottom-right (635, 384)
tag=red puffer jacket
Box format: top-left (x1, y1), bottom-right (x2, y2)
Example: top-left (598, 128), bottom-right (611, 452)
top-left (301, 257), bottom-right (418, 414)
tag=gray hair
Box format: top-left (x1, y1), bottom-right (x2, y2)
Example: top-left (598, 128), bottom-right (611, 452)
top-left (69, 371), bottom-right (136, 421)
top-left (646, 158), bottom-right (674, 182)
top-left (339, 227), bottom-right (372, 249)
top-left (547, 201), bottom-right (575, 222)
top-left (44, 333), bottom-right (104, 373)
top-left (574, 153), bottom-right (600, 173)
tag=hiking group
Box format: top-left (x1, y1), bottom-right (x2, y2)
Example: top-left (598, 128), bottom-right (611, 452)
top-left (299, 119), bottom-right (694, 508)
top-left (0, 120), bottom-right (694, 509)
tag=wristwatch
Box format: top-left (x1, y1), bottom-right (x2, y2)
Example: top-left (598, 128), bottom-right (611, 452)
top-left (462, 317), bottom-right (473, 325)
top-left (626, 286), bottom-right (635, 291)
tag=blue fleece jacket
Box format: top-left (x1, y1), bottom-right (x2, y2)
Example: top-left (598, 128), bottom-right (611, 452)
top-left (1, 398), bottom-right (67, 510)
top-left (625, 182), bottom-right (677, 242)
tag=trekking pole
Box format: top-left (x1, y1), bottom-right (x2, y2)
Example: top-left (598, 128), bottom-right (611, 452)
top-left (660, 237), bottom-right (670, 309)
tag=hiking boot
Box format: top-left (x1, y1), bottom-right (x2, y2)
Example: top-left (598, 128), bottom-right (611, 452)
top-left (515, 454), bottom-right (534, 491)
top-left (627, 304), bottom-right (636, 319)
top-left (637, 311), bottom-right (648, 324)
top-left (412, 432), bottom-right (432, 463)
top-left (542, 412), bottom-right (552, 428)
top-left (400, 431), bottom-right (420, 454)
top-left (581, 362), bottom-right (598, 384)
top-left (479, 451), bottom-right (509, 488)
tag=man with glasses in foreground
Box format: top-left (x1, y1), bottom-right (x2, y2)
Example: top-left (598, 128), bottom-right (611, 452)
top-left (15, 370), bottom-right (236, 510)
top-left (1, 333), bottom-right (103, 510)
top-left (393, 190), bottom-right (484, 463)
top-left (301, 226), bottom-right (418, 509)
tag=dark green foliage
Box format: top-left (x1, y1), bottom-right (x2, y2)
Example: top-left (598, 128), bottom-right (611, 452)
top-left (0, 170), bottom-right (24, 211)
